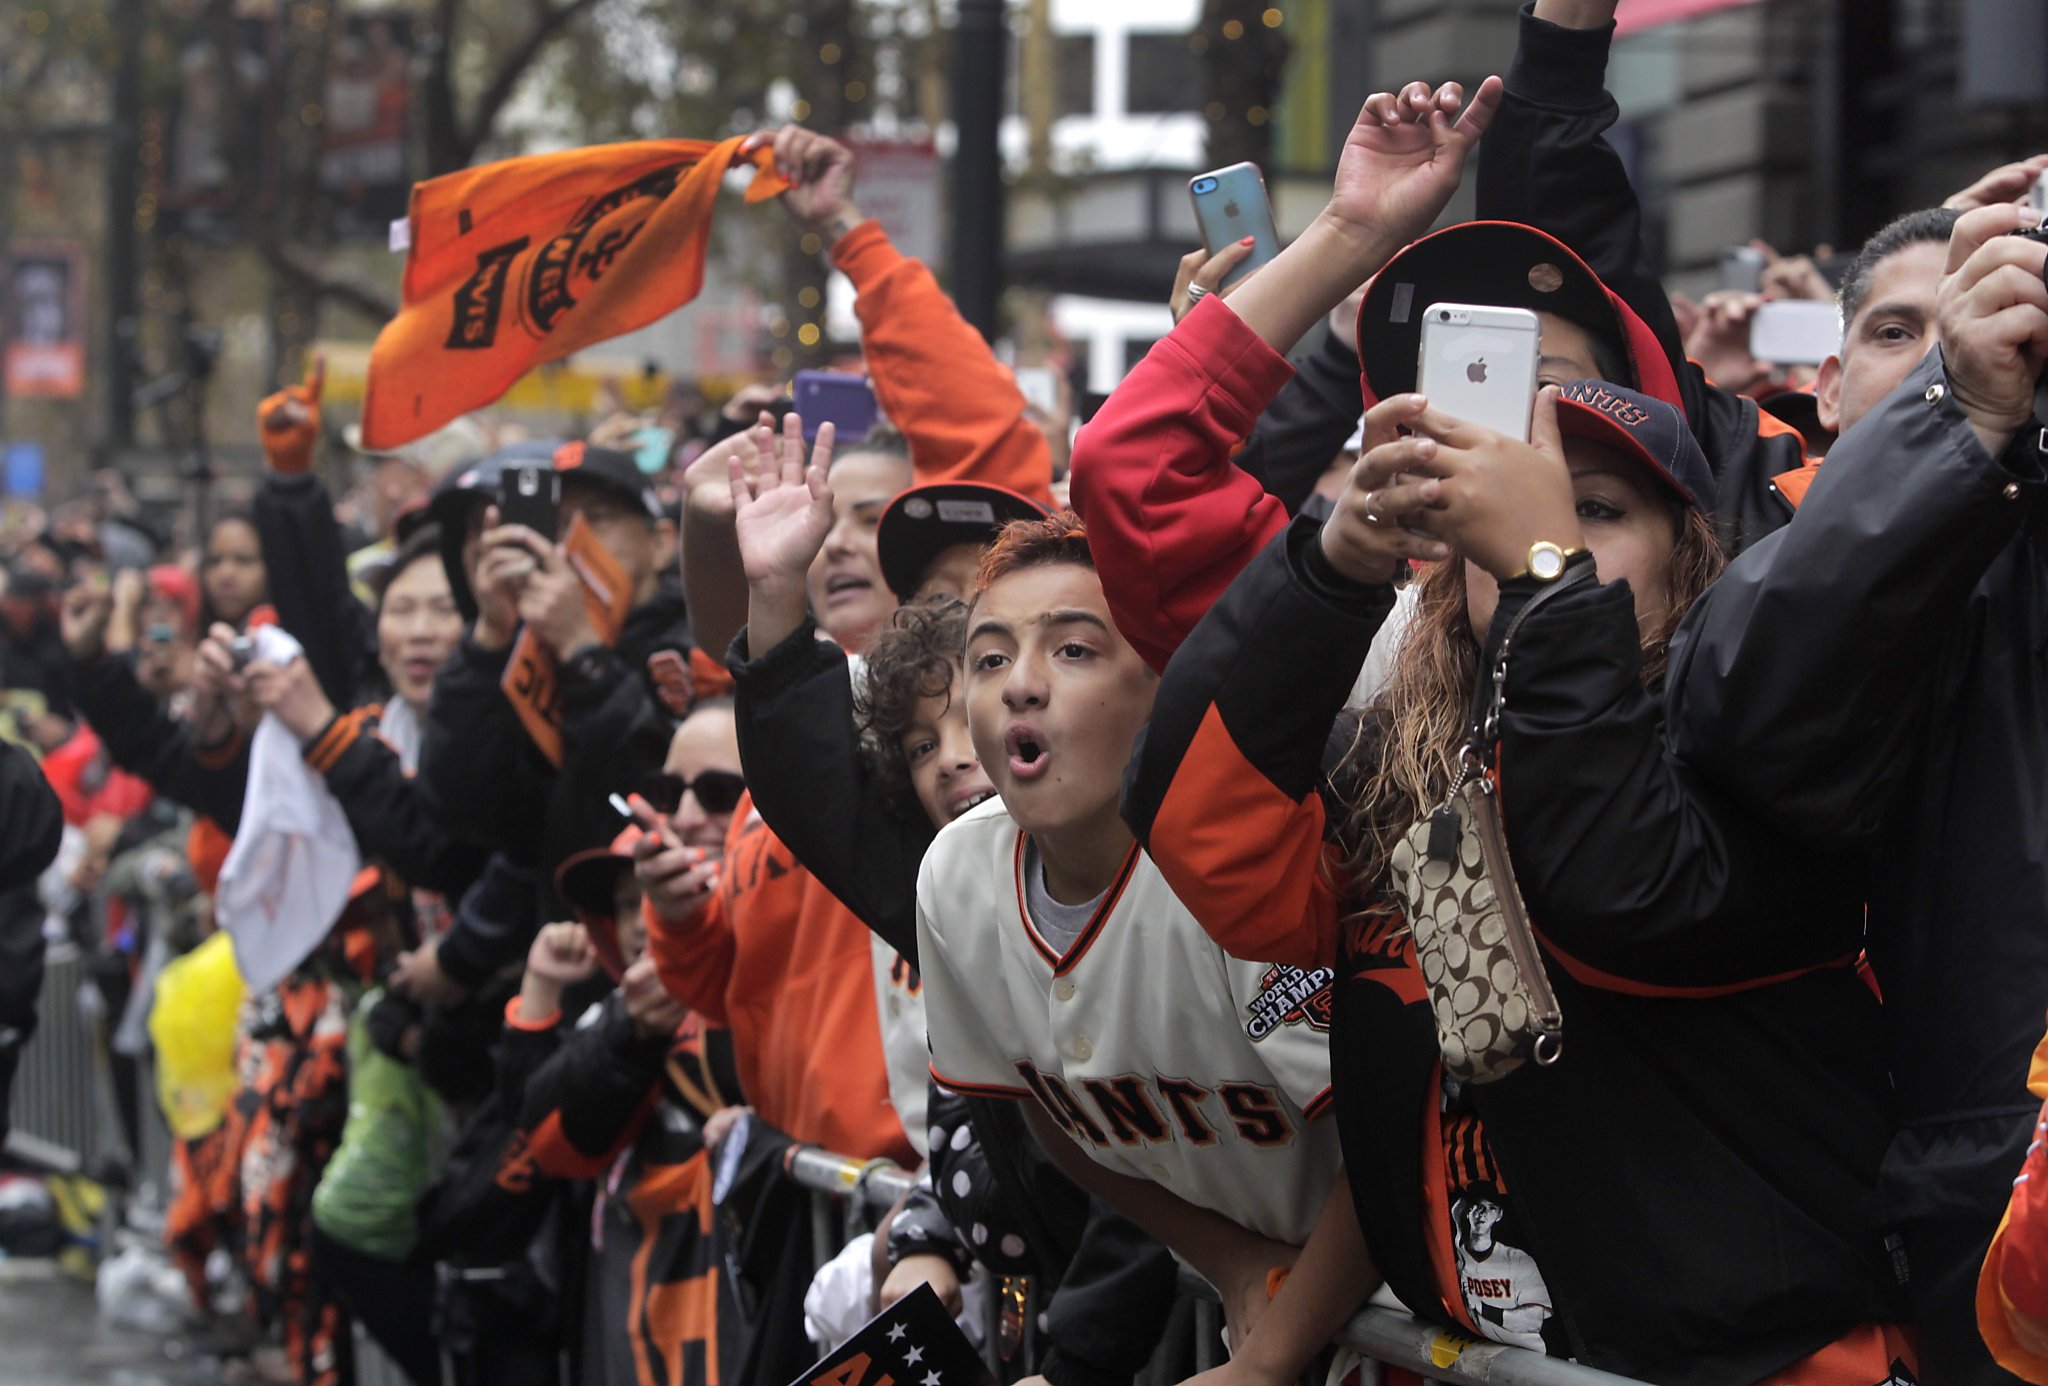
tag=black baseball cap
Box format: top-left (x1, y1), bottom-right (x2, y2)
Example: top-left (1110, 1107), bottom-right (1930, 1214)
top-left (877, 482), bottom-right (1051, 602)
top-left (1356, 222), bottom-right (1686, 415)
top-left (551, 441), bottom-right (662, 519)
top-left (1553, 380), bottom-right (1716, 513)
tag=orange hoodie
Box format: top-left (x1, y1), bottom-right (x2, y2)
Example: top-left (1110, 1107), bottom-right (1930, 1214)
top-left (1980, 1022), bottom-right (2048, 1381)
top-left (830, 220), bottom-right (1055, 507)
top-left (645, 794), bottom-right (914, 1166)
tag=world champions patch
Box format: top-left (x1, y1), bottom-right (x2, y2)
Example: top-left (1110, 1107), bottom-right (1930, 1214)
top-left (1245, 965), bottom-right (1336, 1040)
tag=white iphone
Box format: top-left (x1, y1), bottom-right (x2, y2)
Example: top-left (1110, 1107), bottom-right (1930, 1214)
top-left (1416, 303), bottom-right (1543, 441)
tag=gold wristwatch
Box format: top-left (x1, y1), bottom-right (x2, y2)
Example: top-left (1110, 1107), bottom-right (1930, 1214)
top-left (1521, 541), bottom-right (1585, 582)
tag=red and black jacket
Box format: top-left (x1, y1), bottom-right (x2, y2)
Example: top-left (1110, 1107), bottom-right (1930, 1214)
top-left (1123, 518), bottom-right (1906, 1382)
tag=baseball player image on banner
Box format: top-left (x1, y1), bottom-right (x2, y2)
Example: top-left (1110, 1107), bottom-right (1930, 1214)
top-left (915, 799), bottom-right (1344, 1250)
top-left (360, 135), bottom-right (789, 449)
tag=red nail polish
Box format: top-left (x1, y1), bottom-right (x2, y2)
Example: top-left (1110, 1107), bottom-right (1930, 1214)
top-left (1240, 235), bottom-right (1255, 246)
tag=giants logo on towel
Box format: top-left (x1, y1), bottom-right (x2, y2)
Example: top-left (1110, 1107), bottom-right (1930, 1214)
top-left (445, 237), bottom-right (527, 350)
top-left (526, 162), bottom-right (690, 334)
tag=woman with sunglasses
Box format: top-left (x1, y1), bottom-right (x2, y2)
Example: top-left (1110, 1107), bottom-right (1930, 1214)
top-left (639, 702), bottom-right (747, 852)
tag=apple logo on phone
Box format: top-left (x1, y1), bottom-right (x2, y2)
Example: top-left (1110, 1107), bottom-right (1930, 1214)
top-left (1466, 358), bottom-right (1489, 384)
top-left (1224, 200), bottom-right (1241, 218)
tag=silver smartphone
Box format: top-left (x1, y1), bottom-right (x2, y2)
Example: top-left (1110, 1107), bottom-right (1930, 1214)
top-left (1189, 162), bottom-right (1281, 289)
top-left (1416, 303), bottom-right (1543, 442)
top-left (1749, 299), bottom-right (1842, 366)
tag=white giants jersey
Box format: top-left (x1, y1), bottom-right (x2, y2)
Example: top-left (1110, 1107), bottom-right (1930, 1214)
top-left (871, 934), bottom-right (929, 1157)
top-left (916, 798), bottom-right (1342, 1247)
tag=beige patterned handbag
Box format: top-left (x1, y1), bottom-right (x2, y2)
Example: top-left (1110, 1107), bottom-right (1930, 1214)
top-left (1388, 576), bottom-right (1582, 1083)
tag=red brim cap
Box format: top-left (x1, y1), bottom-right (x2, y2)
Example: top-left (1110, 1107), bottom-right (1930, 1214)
top-left (1356, 221), bottom-right (1686, 418)
top-left (552, 825), bottom-right (645, 918)
top-left (878, 481), bottom-right (1051, 602)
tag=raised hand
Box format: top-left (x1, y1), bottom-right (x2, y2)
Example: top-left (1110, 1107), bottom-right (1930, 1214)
top-left (682, 414), bottom-right (777, 522)
top-left (730, 412), bottom-right (837, 590)
top-left (1935, 204), bottom-right (2048, 455)
top-left (1170, 239), bottom-right (1261, 323)
top-left (1944, 154), bottom-right (2048, 213)
top-left (59, 580), bottom-right (113, 661)
top-left (527, 921), bottom-right (599, 986)
top-left (1400, 388), bottom-right (1585, 581)
top-left (1327, 77), bottom-right (1504, 248)
top-left (742, 126), bottom-right (863, 242)
top-left (257, 353), bottom-right (325, 474)
top-left (1318, 394), bottom-right (1454, 585)
top-left (244, 655), bottom-right (337, 742)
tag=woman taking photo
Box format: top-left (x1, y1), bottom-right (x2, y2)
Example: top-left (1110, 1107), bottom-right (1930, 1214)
top-left (1088, 79), bottom-right (1915, 1385)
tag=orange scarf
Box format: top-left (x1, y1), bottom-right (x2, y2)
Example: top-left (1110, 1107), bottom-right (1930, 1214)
top-left (361, 137), bottom-right (788, 449)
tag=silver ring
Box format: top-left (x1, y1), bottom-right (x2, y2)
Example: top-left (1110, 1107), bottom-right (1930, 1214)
top-left (1363, 490), bottom-right (1382, 524)
top-left (1184, 283), bottom-right (1209, 305)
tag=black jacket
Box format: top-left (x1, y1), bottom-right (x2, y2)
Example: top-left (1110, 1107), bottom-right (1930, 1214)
top-left (68, 652), bottom-right (251, 831)
top-left (0, 740), bottom-right (62, 1146)
top-left (0, 739), bottom-right (62, 894)
top-left (254, 471), bottom-right (383, 711)
top-left (1236, 324), bottom-right (1365, 518)
top-left (727, 620), bottom-right (1180, 1386)
top-left (1477, 3), bottom-right (1809, 555)
top-left (1126, 518), bottom-right (1906, 1382)
top-left (419, 577), bottom-right (692, 906)
top-left (1666, 352), bottom-right (2048, 1376)
top-left (299, 705), bottom-right (490, 899)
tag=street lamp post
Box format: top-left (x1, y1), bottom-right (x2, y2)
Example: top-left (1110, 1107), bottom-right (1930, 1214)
top-left (948, 0), bottom-right (1008, 341)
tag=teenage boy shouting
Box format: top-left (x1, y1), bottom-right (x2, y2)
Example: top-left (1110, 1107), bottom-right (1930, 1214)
top-left (911, 511), bottom-right (1377, 1379)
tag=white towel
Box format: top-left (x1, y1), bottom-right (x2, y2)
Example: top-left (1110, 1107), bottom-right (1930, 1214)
top-left (216, 626), bottom-right (363, 992)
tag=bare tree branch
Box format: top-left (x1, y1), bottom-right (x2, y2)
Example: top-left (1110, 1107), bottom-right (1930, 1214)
top-left (257, 239), bottom-right (398, 324)
top-left (452, 0), bottom-right (603, 170)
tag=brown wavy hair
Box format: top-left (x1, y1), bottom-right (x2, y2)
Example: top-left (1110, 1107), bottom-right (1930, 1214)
top-left (1336, 504), bottom-right (1724, 898)
top-left (856, 599), bottom-right (969, 815)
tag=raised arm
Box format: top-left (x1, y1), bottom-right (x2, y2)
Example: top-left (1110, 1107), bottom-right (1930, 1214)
top-left (721, 419), bottom-right (933, 959)
top-left (1475, 2), bottom-right (1692, 394)
top-left (1072, 77), bottom-right (1499, 671)
top-left (252, 357), bottom-right (381, 708)
top-left (61, 594), bottom-right (250, 829)
top-left (748, 125), bottom-right (1054, 503)
top-left (1666, 208), bottom-right (2048, 840)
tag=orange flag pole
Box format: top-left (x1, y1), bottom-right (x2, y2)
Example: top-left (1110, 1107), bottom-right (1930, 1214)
top-left (361, 136), bottom-right (789, 450)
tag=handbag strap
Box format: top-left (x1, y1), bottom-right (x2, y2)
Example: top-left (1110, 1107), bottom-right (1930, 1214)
top-left (1461, 562), bottom-right (1597, 769)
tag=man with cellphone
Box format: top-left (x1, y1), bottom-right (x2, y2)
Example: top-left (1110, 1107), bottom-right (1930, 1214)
top-left (415, 441), bottom-right (692, 955)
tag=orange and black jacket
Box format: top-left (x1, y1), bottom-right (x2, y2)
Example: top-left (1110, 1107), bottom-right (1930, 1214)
top-left (1124, 517), bottom-right (1907, 1382)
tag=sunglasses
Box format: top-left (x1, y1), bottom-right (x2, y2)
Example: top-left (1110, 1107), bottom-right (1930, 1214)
top-left (642, 770), bottom-right (746, 817)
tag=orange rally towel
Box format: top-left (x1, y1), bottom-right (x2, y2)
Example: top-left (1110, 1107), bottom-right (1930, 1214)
top-left (361, 137), bottom-right (789, 449)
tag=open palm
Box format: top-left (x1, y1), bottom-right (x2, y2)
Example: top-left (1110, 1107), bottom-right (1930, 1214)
top-left (730, 417), bottom-right (837, 586)
top-left (1329, 77), bottom-right (1504, 244)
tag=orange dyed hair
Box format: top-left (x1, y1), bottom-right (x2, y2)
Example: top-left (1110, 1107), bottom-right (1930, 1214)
top-left (972, 509), bottom-right (1092, 598)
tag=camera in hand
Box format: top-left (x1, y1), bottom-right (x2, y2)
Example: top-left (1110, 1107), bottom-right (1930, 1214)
top-left (229, 635), bottom-right (257, 669)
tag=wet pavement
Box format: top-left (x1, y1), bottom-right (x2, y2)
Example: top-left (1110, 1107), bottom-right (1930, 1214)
top-left (0, 1260), bottom-right (215, 1386)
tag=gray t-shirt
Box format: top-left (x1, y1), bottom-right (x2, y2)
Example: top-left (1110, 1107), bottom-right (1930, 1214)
top-left (1022, 839), bottom-right (1105, 953)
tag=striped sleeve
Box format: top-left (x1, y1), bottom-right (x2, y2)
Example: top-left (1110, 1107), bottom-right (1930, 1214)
top-left (1123, 516), bottom-right (1395, 970)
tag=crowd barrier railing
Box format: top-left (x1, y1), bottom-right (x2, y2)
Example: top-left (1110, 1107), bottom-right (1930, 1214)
top-left (5, 940), bottom-right (127, 1176)
top-left (782, 1145), bottom-right (1646, 1386)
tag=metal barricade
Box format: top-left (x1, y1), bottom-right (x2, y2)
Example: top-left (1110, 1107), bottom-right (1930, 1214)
top-left (5, 940), bottom-right (121, 1175)
top-left (782, 1143), bottom-right (1646, 1386)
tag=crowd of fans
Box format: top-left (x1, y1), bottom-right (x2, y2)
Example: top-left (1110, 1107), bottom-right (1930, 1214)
top-left (6, 2), bottom-right (2048, 1384)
